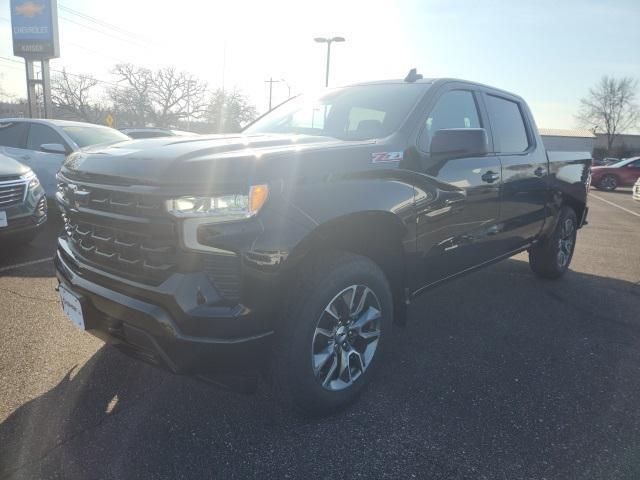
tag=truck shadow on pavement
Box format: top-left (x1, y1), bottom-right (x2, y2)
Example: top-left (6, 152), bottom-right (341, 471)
top-left (2, 259), bottom-right (640, 479)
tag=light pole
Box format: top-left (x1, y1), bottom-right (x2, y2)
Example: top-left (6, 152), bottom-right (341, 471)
top-left (264, 77), bottom-right (281, 111)
top-left (314, 36), bottom-right (345, 87)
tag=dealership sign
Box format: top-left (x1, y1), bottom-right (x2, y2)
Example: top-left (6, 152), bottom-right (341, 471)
top-left (10, 0), bottom-right (60, 59)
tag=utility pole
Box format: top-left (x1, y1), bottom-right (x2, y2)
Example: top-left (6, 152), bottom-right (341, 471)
top-left (265, 77), bottom-right (280, 111)
top-left (314, 36), bottom-right (345, 87)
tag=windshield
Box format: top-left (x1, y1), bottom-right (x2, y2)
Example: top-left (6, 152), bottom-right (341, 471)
top-left (609, 158), bottom-right (635, 168)
top-left (62, 125), bottom-right (130, 148)
top-left (244, 84), bottom-right (429, 140)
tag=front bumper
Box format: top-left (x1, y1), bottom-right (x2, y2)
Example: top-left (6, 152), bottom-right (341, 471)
top-left (0, 193), bottom-right (47, 238)
top-left (55, 239), bottom-right (274, 375)
top-left (0, 211), bottom-right (47, 238)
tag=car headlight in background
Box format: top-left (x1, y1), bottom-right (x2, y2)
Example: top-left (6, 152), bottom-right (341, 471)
top-left (21, 170), bottom-right (40, 190)
top-left (166, 184), bottom-right (269, 222)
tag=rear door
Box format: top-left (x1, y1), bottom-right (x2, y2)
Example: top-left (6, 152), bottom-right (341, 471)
top-left (483, 92), bottom-right (547, 251)
top-left (410, 86), bottom-right (503, 290)
top-left (24, 123), bottom-right (70, 198)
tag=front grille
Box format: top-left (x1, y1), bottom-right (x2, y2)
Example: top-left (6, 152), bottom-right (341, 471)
top-left (64, 214), bottom-right (177, 284)
top-left (0, 181), bottom-right (26, 207)
top-left (59, 183), bottom-right (166, 217)
top-left (58, 177), bottom-right (178, 284)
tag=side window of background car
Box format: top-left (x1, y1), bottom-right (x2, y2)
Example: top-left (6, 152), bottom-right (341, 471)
top-left (485, 95), bottom-right (529, 153)
top-left (0, 122), bottom-right (29, 148)
top-left (26, 124), bottom-right (66, 151)
top-left (419, 90), bottom-right (481, 151)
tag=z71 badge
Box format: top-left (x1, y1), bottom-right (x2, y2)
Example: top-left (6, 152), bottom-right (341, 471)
top-left (371, 151), bottom-right (403, 163)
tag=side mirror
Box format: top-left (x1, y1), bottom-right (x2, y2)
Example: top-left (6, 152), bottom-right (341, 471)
top-left (429, 128), bottom-right (489, 158)
top-left (40, 143), bottom-right (67, 154)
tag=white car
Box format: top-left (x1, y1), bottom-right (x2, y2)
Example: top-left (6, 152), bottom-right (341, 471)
top-left (0, 119), bottom-right (130, 198)
top-left (633, 177), bottom-right (640, 202)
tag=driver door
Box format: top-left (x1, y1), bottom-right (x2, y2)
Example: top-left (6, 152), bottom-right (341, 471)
top-left (409, 87), bottom-right (503, 291)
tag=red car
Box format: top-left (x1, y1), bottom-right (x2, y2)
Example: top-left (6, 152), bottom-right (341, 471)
top-left (591, 156), bottom-right (640, 190)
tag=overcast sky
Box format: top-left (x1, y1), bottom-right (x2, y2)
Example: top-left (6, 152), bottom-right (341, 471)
top-left (1, 0), bottom-right (639, 130)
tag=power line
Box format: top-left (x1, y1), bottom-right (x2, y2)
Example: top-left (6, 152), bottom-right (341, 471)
top-left (0, 55), bottom-right (124, 90)
top-left (58, 14), bottom-right (149, 49)
top-left (58, 4), bottom-right (152, 44)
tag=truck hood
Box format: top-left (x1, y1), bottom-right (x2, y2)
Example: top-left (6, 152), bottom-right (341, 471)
top-left (61, 133), bottom-right (376, 186)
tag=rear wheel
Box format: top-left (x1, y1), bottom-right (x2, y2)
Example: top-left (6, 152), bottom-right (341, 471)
top-left (597, 174), bottom-right (618, 190)
top-left (528, 206), bottom-right (577, 279)
top-left (271, 251), bottom-right (392, 416)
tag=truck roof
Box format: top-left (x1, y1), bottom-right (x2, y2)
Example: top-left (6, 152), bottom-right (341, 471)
top-left (347, 77), bottom-right (524, 101)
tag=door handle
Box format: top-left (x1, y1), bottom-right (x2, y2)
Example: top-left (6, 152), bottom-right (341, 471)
top-left (20, 155), bottom-right (30, 160)
top-left (481, 171), bottom-right (500, 183)
top-left (534, 166), bottom-right (546, 177)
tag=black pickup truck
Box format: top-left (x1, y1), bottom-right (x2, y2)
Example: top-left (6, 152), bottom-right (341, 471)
top-left (55, 73), bottom-right (590, 414)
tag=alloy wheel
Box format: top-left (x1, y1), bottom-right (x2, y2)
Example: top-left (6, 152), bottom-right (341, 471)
top-left (311, 285), bottom-right (382, 391)
top-left (557, 217), bottom-right (575, 268)
top-left (600, 175), bottom-right (617, 190)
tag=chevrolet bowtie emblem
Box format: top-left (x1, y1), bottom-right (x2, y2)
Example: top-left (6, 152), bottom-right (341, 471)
top-left (72, 189), bottom-right (90, 208)
top-left (15, 1), bottom-right (45, 18)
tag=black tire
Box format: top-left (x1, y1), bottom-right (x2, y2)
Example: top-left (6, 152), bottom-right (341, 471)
top-left (597, 174), bottom-right (618, 191)
top-left (271, 251), bottom-right (393, 416)
top-left (528, 206), bottom-right (577, 279)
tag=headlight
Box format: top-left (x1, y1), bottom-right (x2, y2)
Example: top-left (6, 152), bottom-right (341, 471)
top-left (167, 185), bottom-right (269, 254)
top-left (21, 170), bottom-right (40, 189)
top-left (166, 184), bottom-right (269, 222)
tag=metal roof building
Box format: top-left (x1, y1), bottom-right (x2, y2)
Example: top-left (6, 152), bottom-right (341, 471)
top-left (539, 129), bottom-right (596, 153)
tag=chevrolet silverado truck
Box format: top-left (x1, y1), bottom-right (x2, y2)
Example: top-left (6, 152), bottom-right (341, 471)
top-left (55, 73), bottom-right (591, 415)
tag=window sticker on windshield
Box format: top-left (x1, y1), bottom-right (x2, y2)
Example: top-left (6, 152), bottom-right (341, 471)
top-left (372, 151), bottom-right (403, 163)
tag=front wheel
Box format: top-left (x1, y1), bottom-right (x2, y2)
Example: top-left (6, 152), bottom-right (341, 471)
top-left (528, 206), bottom-right (577, 279)
top-left (597, 174), bottom-right (618, 190)
top-left (271, 251), bottom-right (392, 416)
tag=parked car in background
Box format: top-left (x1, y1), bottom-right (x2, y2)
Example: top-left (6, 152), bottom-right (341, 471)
top-left (0, 119), bottom-right (130, 199)
top-left (593, 157), bottom-right (618, 167)
top-left (119, 127), bottom-right (198, 139)
top-left (0, 153), bottom-right (47, 243)
top-left (633, 177), bottom-right (640, 202)
top-left (591, 157), bottom-right (640, 190)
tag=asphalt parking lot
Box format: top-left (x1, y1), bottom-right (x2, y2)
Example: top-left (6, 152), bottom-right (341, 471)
top-left (1, 189), bottom-right (639, 480)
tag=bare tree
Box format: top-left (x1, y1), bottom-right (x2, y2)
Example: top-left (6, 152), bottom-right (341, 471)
top-left (0, 74), bottom-right (7, 101)
top-left (148, 67), bottom-right (208, 127)
top-left (51, 69), bottom-right (104, 122)
top-left (110, 64), bottom-right (208, 128)
top-left (576, 76), bottom-right (640, 152)
top-left (205, 88), bottom-right (257, 133)
top-left (109, 63), bottom-right (153, 126)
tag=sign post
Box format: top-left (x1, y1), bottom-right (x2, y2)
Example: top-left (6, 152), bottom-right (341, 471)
top-left (10, 0), bottom-right (60, 119)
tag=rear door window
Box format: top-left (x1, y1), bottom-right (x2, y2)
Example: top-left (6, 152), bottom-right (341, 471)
top-left (0, 122), bottom-right (29, 148)
top-left (26, 124), bottom-right (66, 151)
top-left (485, 95), bottom-right (530, 153)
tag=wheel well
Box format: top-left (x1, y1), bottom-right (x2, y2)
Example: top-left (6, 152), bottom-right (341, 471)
top-left (288, 212), bottom-right (408, 324)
